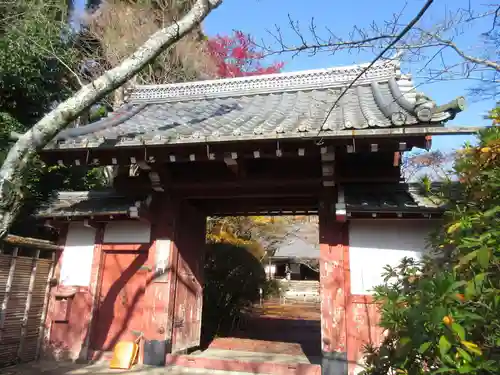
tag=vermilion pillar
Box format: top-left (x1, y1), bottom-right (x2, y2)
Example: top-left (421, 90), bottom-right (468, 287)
top-left (134, 193), bottom-right (180, 365)
top-left (318, 195), bottom-right (348, 375)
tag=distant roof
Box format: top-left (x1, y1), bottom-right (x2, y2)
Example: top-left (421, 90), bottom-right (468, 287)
top-left (273, 221), bottom-right (319, 258)
top-left (35, 190), bottom-right (150, 220)
top-left (46, 60), bottom-right (465, 150)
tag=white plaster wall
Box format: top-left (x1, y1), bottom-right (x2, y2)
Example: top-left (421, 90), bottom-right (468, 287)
top-left (103, 221), bottom-right (151, 243)
top-left (60, 222), bottom-right (96, 287)
top-left (348, 220), bottom-right (438, 295)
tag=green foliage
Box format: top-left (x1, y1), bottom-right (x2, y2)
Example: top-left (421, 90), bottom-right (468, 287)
top-left (261, 278), bottom-right (282, 299)
top-left (0, 0), bottom-right (108, 236)
top-left (201, 243), bottom-right (268, 346)
top-left (361, 124), bottom-right (500, 375)
top-left (207, 216), bottom-right (291, 258)
top-left (0, 0), bottom-right (78, 128)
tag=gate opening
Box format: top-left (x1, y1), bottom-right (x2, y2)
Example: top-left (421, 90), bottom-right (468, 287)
top-left (198, 214), bottom-right (322, 366)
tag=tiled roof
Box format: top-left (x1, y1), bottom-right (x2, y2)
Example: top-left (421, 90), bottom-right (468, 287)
top-left (273, 221), bottom-right (320, 258)
top-left (343, 183), bottom-right (446, 214)
top-left (35, 190), bottom-right (150, 219)
top-left (47, 60), bottom-right (465, 150)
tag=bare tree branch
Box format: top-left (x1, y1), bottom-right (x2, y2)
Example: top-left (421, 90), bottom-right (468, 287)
top-left (263, 3), bottom-right (499, 99)
top-left (315, 0), bottom-right (435, 137)
top-left (0, 0), bottom-right (223, 238)
top-left (427, 33), bottom-right (500, 72)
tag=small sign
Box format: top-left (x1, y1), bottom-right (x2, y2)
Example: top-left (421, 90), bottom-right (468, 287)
top-left (154, 239), bottom-right (171, 282)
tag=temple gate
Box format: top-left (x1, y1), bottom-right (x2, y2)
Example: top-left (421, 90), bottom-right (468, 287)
top-left (35, 60), bottom-right (473, 375)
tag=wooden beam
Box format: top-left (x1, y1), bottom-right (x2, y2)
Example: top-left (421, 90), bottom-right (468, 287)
top-left (174, 181), bottom-right (322, 199)
top-left (195, 196), bottom-right (319, 215)
top-left (171, 178), bottom-right (322, 190)
top-left (3, 234), bottom-right (62, 251)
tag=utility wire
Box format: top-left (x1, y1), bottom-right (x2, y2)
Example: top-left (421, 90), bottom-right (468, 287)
top-left (316, 0), bottom-right (435, 140)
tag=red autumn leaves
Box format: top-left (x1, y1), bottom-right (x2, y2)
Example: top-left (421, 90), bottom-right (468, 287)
top-left (207, 30), bottom-right (284, 78)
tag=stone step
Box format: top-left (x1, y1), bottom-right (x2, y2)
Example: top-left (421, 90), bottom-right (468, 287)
top-left (279, 281), bottom-right (320, 288)
top-left (166, 350), bottom-right (321, 375)
top-left (166, 365), bottom-right (262, 375)
top-left (278, 281), bottom-right (320, 297)
top-left (209, 338), bottom-right (309, 356)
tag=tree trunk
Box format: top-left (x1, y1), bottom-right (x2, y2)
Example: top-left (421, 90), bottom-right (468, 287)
top-left (0, 0), bottom-right (222, 238)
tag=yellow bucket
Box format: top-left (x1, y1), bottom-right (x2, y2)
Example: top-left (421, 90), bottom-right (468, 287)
top-left (109, 341), bottom-right (139, 370)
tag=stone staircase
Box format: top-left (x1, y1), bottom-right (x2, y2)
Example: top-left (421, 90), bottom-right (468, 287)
top-left (279, 280), bottom-right (320, 303)
top-left (165, 300), bottom-right (322, 375)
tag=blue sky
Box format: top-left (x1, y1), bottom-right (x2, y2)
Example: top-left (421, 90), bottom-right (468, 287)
top-left (203, 0), bottom-right (497, 152)
top-left (74, 0), bottom-right (496, 152)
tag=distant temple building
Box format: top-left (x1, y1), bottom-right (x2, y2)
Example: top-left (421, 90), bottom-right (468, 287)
top-left (266, 217), bottom-right (320, 281)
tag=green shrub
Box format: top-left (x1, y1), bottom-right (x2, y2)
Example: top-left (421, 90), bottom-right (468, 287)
top-left (200, 243), bottom-right (267, 346)
top-left (361, 126), bottom-right (500, 375)
top-left (262, 278), bottom-right (282, 299)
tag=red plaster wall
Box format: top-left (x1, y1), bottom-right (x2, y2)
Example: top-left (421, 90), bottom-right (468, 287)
top-left (43, 215), bottom-right (160, 361)
top-left (42, 225), bottom-right (103, 361)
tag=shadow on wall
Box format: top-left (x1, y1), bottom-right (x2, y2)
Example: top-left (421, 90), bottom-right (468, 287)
top-left (44, 247), bottom-right (199, 362)
top-left (200, 243), bottom-right (267, 348)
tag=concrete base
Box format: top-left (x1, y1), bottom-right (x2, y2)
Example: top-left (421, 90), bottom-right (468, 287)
top-left (321, 351), bottom-right (347, 375)
top-left (0, 361), bottom-right (252, 375)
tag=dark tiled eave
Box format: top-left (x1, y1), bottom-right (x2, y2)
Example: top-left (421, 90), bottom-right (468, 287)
top-left (339, 183), bottom-right (446, 217)
top-left (35, 190), bottom-right (150, 220)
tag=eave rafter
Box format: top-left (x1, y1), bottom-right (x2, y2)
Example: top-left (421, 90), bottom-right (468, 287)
top-left (44, 135), bottom-right (437, 168)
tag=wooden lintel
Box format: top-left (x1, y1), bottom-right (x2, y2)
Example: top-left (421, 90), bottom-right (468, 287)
top-left (3, 234), bottom-right (62, 251)
top-left (193, 196), bottom-right (319, 215)
top-left (175, 183), bottom-right (321, 199)
top-left (171, 178), bottom-right (322, 190)
top-left (337, 177), bottom-right (402, 183)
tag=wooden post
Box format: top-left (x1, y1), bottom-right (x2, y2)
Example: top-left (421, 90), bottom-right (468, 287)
top-left (17, 250), bottom-right (40, 359)
top-left (35, 252), bottom-right (56, 360)
top-left (0, 248), bottom-right (18, 342)
top-left (319, 188), bottom-right (348, 375)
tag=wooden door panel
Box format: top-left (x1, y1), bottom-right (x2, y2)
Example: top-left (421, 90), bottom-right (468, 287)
top-left (91, 252), bottom-right (147, 351)
top-left (171, 237), bottom-right (204, 352)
